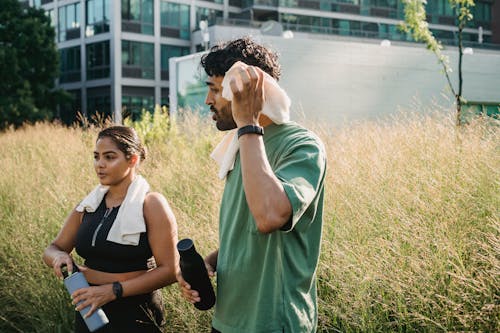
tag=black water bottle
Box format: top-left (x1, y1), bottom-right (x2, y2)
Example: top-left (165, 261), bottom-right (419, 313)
top-left (177, 238), bottom-right (216, 310)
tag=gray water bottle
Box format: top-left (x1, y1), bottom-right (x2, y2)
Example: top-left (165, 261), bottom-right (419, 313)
top-left (62, 264), bottom-right (109, 332)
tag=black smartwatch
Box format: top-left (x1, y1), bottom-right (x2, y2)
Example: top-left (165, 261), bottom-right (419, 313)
top-left (112, 281), bottom-right (123, 299)
top-left (237, 125), bottom-right (264, 139)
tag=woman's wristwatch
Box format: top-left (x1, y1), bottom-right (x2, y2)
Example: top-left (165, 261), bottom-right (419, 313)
top-left (112, 281), bottom-right (123, 299)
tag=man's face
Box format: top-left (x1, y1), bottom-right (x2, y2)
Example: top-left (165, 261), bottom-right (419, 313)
top-left (205, 76), bottom-right (237, 131)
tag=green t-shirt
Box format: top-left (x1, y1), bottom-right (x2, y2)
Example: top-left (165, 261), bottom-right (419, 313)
top-left (212, 122), bottom-right (327, 333)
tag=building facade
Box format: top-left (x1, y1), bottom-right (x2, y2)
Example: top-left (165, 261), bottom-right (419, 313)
top-left (23, 0), bottom-right (499, 123)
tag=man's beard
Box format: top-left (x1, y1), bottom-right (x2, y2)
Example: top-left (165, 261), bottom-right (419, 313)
top-left (212, 105), bottom-right (237, 131)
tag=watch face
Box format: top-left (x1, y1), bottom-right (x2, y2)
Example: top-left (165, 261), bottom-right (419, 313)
top-left (113, 282), bottom-right (122, 298)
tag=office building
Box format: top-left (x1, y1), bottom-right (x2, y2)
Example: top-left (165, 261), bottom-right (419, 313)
top-left (23, 0), bottom-right (499, 123)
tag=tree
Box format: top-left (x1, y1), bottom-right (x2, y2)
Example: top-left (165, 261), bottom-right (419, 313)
top-left (0, 0), bottom-right (67, 130)
top-left (401, 0), bottom-right (475, 126)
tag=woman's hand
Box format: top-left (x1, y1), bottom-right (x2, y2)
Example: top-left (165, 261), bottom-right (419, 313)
top-left (51, 252), bottom-right (75, 279)
top-left (71, 284), bottom-right (115, 318)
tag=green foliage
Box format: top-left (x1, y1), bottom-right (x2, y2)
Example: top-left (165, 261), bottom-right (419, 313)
top-left (0, 111), bottom-right (498, 332)
top-left (400, 0), bottom-right (476, 125)
top-left (124, 105), bottom-right (173, 145)
top-left (0, 0), bottom-right (68, 130)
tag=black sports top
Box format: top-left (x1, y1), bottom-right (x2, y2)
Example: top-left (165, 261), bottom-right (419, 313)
top-left (75, 196), bottom-right (153, 273)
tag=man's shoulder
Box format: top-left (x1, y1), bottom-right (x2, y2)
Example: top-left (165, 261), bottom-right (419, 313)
top-left (278, 122), bottom-right (325, 150)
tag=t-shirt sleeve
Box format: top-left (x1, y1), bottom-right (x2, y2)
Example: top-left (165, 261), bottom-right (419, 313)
top-left (274, 137), bottom-right (326, 232)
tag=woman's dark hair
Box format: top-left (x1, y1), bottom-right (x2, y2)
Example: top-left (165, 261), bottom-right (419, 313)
top-left (97, 126), bottom-right (146, 162)
top-left (200, 37), bottom-right (281, 80)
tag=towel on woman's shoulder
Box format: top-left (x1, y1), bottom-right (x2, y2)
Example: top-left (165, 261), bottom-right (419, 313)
top-left (210, 61), bottom-right (291, 179)
top-left (76, 175), bottom-right (150, 246)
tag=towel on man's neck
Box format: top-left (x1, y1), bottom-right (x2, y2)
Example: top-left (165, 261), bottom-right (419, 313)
top-left (76, 175), bottom-right (149, 246)
top-left (210, 61), bottom-right (291, 179)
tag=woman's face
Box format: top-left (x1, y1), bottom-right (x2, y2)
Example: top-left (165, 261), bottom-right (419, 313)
top-left (93, 137), bottom-right (135, 186)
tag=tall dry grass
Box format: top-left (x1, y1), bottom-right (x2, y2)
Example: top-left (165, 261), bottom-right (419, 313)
top-left (0, 109), bottom-right (498, 332)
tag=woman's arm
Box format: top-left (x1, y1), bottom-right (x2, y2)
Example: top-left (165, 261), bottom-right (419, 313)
top-left (118, 191), bottom-right (179, 296)
top-left (42, 208), bottom-right (83, 278)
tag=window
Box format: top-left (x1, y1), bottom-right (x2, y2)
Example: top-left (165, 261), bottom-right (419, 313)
top-left (161, 45), bottom-right (190, 80)
top-left (436, 0), bottom-right (454, 17)
top-left (122, 0), bottom-right (154, 35)
top-left (60, 46), bottom-right (81, 83)
top-left (122, 87), bottom-right (155, 120)
top-left (86, 41), bottom-right (110, 80)
top-left (196, 7), bottom-right (223, 27)
top-left (473, 1), bottom-right (491, 28)
top-left (46, 9), bottom-right (55, 27)
top-left (59, 89), bottom-right (82, 125)
top-left (369, 0), bottom-right (397, 9)
top-left (86, 0), bottom-right (110, 37)
top-left (160, 2), bottom-right (190, 39)
top-left (122, 41), bottom-right (155, 79)
top-left (58, 2), bottom-right (81, 42)
top-left (87, 86), bottom-right (112, 120)
top-left (161, 88), bottom-right (169, 108)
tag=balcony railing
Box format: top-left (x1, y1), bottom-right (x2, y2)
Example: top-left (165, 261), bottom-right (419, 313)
top-left (214, 18), bottom-right (500, 50)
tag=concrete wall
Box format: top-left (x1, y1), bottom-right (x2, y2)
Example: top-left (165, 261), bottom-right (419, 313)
top-left (262, 35), bottom-right (500, 124)
top-left (183, 28), bottom-right (500, 125)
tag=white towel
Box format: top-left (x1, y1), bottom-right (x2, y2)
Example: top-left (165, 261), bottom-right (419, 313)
top-left (76, 175), bottom-right (150, 246)
top-left (210, 61), bottom-right (291, 179)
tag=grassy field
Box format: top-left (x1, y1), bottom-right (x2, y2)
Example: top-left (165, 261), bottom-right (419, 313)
top-left (0, 109), bottom-right (498, 332)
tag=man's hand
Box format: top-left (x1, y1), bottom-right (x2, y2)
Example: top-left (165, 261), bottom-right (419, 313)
top-left (176, 253), bottom-right (216, 304)
top-left (229, 64), bottom-right (265, 127)
top-left (177, 271), bottom-right (201, 304)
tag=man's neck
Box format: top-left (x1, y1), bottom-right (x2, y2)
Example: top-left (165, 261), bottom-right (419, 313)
top-left (259, 114), bottom-right (273, 127)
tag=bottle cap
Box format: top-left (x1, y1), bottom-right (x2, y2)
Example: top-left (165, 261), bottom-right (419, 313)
top-left (177, 238), bottom-right (195, 252)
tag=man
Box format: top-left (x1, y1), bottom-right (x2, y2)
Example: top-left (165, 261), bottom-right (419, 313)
top-left (178, 37), bottom-right (327, 333)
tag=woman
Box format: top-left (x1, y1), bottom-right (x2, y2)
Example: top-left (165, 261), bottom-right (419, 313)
top-left (43, 126), bottom-right (178, 332)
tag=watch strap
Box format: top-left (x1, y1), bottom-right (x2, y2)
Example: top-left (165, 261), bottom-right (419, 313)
top-left (237, 125), bottom-right (264, 139)
top-left (112, 281), bottom-right (123, 299)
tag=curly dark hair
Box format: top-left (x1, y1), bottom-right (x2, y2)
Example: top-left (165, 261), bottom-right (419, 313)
top-left (200, 37), bottom-right (281, 80)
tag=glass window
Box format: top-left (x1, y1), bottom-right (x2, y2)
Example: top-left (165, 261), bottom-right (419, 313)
top-left (86, 0), bottom-right (110, 37)
top-left (58, 2), bottom-right (81, 42)
top-left (160, 45), bottom-right (190, 80)
top-left (196, 7), bottom-right (223, 26)
top-left (46, 9), bottom-right (55, 27)
top-left (122, 87), bottom-right (155, 120)
top-left (474, 2), bottom-right (491, 23)
top-left (122, 0), bottom-right (154, 35)
top-left (370, 0), bottom-right (397, 9)
top-left (436, 0), bottom-right (454, 16)
top-left (86, 41), bottom-right (110, 80)
top-left (122, 41), bottom-right (155, 79)
top-left (60, 46), bottom-right (81, 83)
top-left (87, 86), bottom-right (112, 120)
top-left (122, 95), bottom-right (155, 120)
top-left (160, 2), bottom-right (190, 40)
top-left (59, 89), bottom-right (82, 125)
top-left (161, 88), bottom-right (169, 107)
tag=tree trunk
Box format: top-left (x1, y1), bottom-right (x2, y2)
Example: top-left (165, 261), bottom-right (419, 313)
top-left (457, 8), bottom-right (464, 126)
